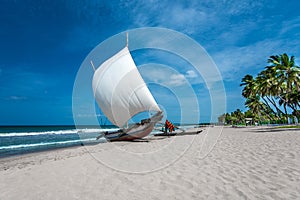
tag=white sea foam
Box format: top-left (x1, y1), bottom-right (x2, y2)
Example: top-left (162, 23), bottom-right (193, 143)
top-left (0, 138), bottom-right (101, 150)
top-left (0, 128), bottom-right (119, 137)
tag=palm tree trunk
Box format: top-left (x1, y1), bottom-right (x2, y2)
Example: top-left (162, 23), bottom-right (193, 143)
top-left (266, 96), bottom-right (284, 116)
top-left (284, 104), bottom-right (288, 124)
top-left (262, 97), bottom-right (276, 114)
top-left (263, 110), bottom-right (273, 120)
top-left (289, 103), bottom-right (300, 118)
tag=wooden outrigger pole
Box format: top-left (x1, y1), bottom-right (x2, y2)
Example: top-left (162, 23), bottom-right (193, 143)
top-left (90, 60), bottom-right (96, 71)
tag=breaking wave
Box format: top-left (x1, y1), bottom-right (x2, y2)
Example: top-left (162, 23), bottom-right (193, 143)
top-left (0, 128), bottom-right (118, 137)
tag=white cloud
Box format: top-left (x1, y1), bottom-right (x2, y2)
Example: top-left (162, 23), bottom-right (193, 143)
top-left (223, 0), bottom-right (265, 15)
top-left (279, 16), bottom-right (300, 36)
top-left (140, 64), bottom-right (186, 87)
top-left (124, 0), bottom-right (267, 37)
top-left (157, 5), bottom-right (205, 35)
top-left (212, 37), bottom-right (300, 81)
top-left (185, 70), bottom-right (197, 78)
top-left (140, 64), bottom-right (200, 87)
top-left (168, 74), bottom-right (186, 86)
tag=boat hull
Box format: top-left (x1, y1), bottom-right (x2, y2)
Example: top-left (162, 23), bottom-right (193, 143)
top-left (98, 111), bottom-right (163, 142)
top-left (153, 128), bottom-right (203, 137)
top-left (105, 123), bottom-right (155, 141)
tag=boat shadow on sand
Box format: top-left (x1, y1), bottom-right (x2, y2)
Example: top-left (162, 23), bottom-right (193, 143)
top-left (100, 129), bottom-right (204, 143)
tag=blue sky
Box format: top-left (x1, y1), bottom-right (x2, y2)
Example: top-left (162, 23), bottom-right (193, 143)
top-left (1, 0), bottom-right (300, 125)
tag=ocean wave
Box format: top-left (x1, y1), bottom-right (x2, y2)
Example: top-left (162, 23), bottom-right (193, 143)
top-left (0, 128), bottom-right (119, 137)
top-left (0, 138), bottom-right (102, 150)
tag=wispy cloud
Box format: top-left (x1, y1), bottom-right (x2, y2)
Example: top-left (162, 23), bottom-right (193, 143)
top-left (139, 64), bottom-right (200, 87)
top-left (168, 74), bottom-right (186, 86)
top-left (213, 34), bottom-right (300, 81)
top-left (119, 0), bottom-right (300, 84)
top-left (279, 16), bottom-right (300, 36)
top-left (185, 70), bottom-right (197, 78)
top-left (121, 0), bottom-right (267, 37)
top-left (66, 0), bottom-right (300, 85)
top-left (213, 39), bottom-right (282, 80)
top-left (124, 0), bottom-right (215, 35)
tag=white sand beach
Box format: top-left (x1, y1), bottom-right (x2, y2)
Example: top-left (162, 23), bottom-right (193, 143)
top-left (1, 126), bottom-right (300, 199)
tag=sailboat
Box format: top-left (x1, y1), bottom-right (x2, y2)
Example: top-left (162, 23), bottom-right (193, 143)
top-left (92, 33), bottom-right (163, 141)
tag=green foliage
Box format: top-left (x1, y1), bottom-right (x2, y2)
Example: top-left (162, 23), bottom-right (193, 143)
top-left (240, 53), bottom-right (300, 122)
top-left (220, 109), bottom-right (246, 125)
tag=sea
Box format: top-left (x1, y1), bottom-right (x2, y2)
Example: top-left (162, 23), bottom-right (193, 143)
top-left (0, 125), bottom-right (119, 158)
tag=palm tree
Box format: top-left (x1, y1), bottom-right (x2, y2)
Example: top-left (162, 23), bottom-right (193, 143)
top-left (255, 70), bottom-right (282, 117)
top-left (241, 73), bottom-right (279, 118)
top-left (245, 95), bottom-right (274, 121)
top-left (281, 89), bottom-right (300, 117)
top-left (240, 74), bottom-right (256, 98)
top-left (268, 54), bottom-right (300, 92)
top-left (225, 113), bottom-right (232, 125)
top-left (241, 53), bottom-right (300, 123)
top-left (233, 109), bottom-right (244, 124)
top-left (267, 53), bottom-right (300, 119)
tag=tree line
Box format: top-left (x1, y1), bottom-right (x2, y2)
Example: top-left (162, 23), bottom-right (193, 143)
top-left (219, 53), bottom-right (300, 125)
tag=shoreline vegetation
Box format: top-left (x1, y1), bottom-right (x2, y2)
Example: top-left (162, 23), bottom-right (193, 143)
top-left (219, 53), bottom-right (300, 126)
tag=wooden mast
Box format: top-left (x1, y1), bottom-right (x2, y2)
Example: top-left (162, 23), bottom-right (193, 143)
top-left (90, 60), bottom-right (96, 71)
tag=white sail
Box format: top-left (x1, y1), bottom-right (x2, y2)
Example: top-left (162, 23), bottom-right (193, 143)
top-left (92, 47), bottom-right (161, 128)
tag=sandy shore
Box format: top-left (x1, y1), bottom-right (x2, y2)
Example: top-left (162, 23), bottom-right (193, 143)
top-left (1, 126), bottom-right (300, 199)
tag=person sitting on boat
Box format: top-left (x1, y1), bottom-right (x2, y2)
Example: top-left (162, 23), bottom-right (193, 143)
top-left (164, 120), bottom-right (168, 134)
top-left (169, 122), bottom-right (174, 132)
top-left (165, 119), bottom-right (175, 134)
